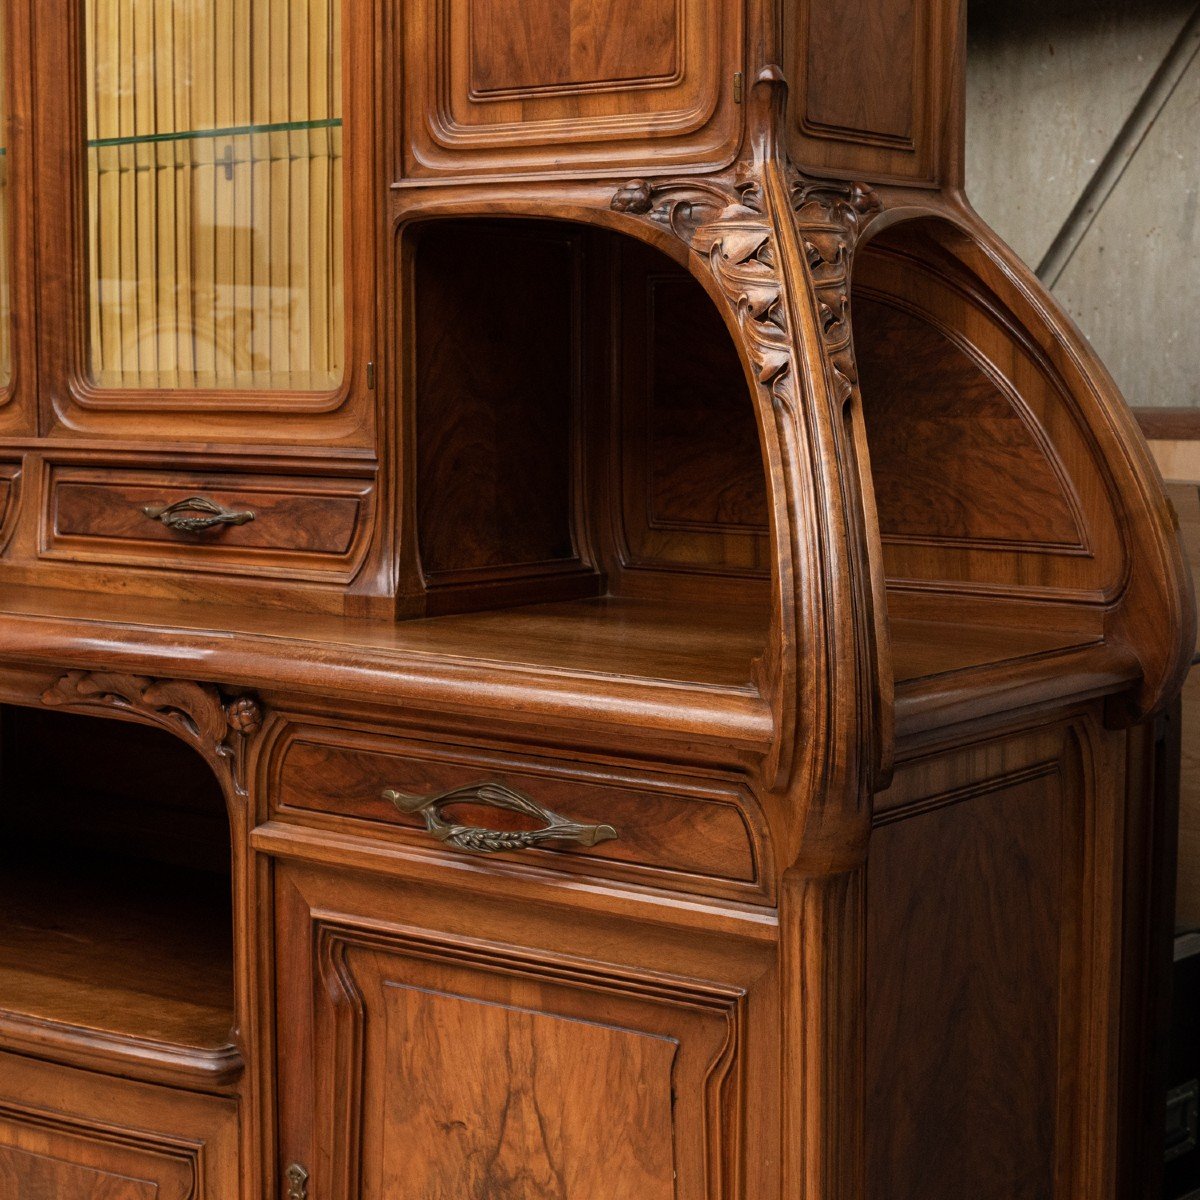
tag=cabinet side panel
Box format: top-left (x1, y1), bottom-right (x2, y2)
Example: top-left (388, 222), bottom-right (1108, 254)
top-left (865, 767), bottom-right (1066, 1199)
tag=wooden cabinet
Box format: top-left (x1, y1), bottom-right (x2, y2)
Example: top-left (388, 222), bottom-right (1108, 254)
top-left (273, 861), bottom-right (764, 1200)
top-left (0, 0), bottom-right (1189, 1198)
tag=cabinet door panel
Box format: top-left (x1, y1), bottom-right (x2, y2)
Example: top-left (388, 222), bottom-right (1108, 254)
top-left (786, 0), bottom-right (961, 186)
top-left (276, 863), bottom-right (753, 1200)
top-left (377, 986), bottom-right (676, 1199)
top-left (398, 0), bottom-right (743, 180)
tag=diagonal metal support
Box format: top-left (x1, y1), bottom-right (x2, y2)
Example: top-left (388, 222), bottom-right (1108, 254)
top-left (1037, 3), bottom-right (1200, 287)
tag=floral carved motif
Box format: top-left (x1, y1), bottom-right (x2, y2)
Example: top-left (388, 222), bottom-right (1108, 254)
top-left (612, 169), bottom-right (797, 413)
top-left (789, 176), bottom-right (880, 402)
top-left (612, 166), bottom-right (878, 419)
top-left (41, 669), bottom-right (263, 796)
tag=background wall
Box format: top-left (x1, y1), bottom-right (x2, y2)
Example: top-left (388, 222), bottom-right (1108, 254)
top-left (966, 0), bottom-right (1200, 412)
top-left (966, 1), bottom-right (1200, 931)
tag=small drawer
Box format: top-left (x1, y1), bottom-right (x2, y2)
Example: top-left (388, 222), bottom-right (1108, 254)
top-left (267, 724), bottom-right (773, 903)
top-left (43, 466), bottom-right (373, 581)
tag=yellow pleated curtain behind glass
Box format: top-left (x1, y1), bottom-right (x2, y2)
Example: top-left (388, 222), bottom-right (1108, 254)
top-left (0, 4), bottom-right (11, 391)
top-left (85, 0), bottom-right (344, 393)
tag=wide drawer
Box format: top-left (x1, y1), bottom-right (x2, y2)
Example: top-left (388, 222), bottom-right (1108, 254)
top-left (44, 465), bottom-right (373, 580)
top-left (267, 723), bottom-right (773, 903)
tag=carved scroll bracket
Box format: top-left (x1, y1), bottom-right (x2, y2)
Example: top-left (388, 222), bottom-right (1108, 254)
top-left (41, 669), bottom-right (263, 800)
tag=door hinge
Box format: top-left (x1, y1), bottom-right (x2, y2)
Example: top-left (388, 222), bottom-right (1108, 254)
top-left (366, 360), bottom-right (376, 390)
top-left (733, 71), bottom-right (744, 103)
top-left (285, 1163), bottom-right (309, 1200)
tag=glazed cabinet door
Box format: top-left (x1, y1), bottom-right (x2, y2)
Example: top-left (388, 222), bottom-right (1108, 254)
top-left (274, 859), bottom-right (770, 1200)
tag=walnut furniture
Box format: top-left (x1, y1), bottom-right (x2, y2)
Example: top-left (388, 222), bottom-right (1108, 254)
top-left (0, 2), bottom-right (1192, 1199)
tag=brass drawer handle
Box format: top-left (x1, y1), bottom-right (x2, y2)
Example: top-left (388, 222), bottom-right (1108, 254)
top-left (143, 495), bottom-right (256, 533)
top-left (382, 780), bottom-right (618, 856)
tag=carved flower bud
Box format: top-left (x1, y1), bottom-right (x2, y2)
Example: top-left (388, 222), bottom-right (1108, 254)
top-left (611, 179), bottom-right (654, 215)
top-left (226, 695), bottom-right (262, 736)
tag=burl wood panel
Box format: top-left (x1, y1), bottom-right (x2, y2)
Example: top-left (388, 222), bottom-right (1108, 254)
top-left (270, 723), bottom-right (768, 898)
top-left (865, 765), bottom-right (1069, 1200)
top-left (413, 223), bottom-right (581, 579)
top-left (612, 240), bottom-right (770, 580)
top-left (855, 295), bottom-right (1081, 546)
top-left (399, 0), bottom-right (740, 178)
top-left (379, 986), bottom-right (677, 1200)
top-left (277, 866), bottom-right (746, 1200)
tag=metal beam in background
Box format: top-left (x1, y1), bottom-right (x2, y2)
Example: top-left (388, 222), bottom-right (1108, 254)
top-left (1037, 2), bottom-right (1200, 287)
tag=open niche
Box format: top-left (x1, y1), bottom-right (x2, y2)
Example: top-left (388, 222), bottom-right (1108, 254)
top-left (399, 217), bottom-right (773, 692)
top-left (850, 217), bottom-right (1127, 680)
top-left (0, 706), bottom-right (238, 1084)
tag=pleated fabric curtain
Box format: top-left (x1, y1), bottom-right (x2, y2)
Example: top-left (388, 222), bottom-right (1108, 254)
top-left (0, 7), bottom-right (11, 391)
top-left (85, 0), bottom-right (344, 392)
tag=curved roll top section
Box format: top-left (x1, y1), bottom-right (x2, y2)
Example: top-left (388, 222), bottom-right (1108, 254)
top-left (851, 211), bottom-right (1195, 719)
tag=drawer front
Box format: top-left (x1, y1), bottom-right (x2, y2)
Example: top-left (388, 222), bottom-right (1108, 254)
top-left (44, 466), bottom-right (373, 581)
top-left (268, 724), bottom-right (772, 902)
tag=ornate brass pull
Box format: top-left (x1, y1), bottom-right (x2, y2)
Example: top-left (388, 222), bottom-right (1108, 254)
top-left (285, 1164), bottom-right (309, 1200)
top-left (382, 780), bottom-right (618, 856)
top-left (142, 495), bottom-right (256, 533)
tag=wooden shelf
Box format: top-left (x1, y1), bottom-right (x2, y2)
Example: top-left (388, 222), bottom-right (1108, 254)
top-left (0, 584), bottom-right (776, 751)
top-left (0, 582), bottom-right (1149, 757)
top-left (0, 845), bottom-right (240, 1088)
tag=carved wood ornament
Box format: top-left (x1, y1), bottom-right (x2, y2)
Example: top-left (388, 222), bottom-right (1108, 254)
top-left (41, 670), bottom-right (263, 799)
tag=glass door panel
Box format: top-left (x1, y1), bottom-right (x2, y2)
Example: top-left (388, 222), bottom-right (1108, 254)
top-left (0, 4), bottom-right (12, 391)
top-left (84, 0), bottom-right (344, 393)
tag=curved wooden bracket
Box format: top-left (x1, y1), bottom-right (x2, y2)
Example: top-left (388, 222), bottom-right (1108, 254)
top-left (40, 669), bottom-right (263, 800)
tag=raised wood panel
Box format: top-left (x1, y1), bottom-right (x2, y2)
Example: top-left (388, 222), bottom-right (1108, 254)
top-left (398, 0), bottom-right (741, 179)
top-left (854, 220), bottom-right (1126, 602)
top-left (611, 240), bottom-right (770, 583)
top-left (267, 721), bottom-right (771, 900)
top-left (786, 0), bottom-right (960, 185)
top-left (378, 985), bottom-right (677, 1199)
top-left (43, 465), bottom-right (374, 582)
top-left (275, 864), bottom-right (748, 1200)
top-left (469, 0), bottom-right (677, 94)
top-left (856, 296), bottom-right (1083, 547)
top-left (0, 1147), bottom-right (160, 1200)
top-left (0, 1053), bottom-right (238, 1200)
top-left (805, 0), bottom-right (916, 141)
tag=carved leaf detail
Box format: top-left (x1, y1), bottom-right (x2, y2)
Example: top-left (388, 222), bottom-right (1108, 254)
top-left (40, 669), bottom-right (262, 797)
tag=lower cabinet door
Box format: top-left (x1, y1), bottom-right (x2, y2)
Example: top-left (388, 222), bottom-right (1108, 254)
top-left (274, 860), bottom-right (764, 1200)
top-left (0, 1053), bottom-right (238, 1200)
